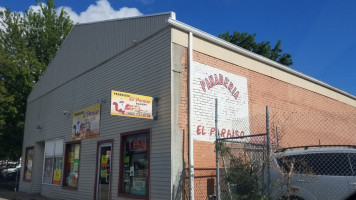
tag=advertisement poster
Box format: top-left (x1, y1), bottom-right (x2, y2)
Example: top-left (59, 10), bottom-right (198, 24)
top-left (132, 179), bottom-right (146, 195)
top-left (101, 155), bottom-right (108, 168)
top-left (111, 91), bottom-right (153, 119)
top-left (191, 61), bottom-right (250, 142)
top-left (72, 104), bottom-right (101, 140)
top-left (100, 169), bottom-right (107, 178)
top-left (24, 149), bottom-right (33, 181)
top-left (53, 169), bottom-right (61, 184)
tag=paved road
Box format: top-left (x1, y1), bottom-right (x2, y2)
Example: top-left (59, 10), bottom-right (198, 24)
top-left (0, 189), bottom-right (50, 200)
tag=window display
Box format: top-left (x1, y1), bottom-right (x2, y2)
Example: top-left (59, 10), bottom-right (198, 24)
top-left (24, 147), bottom-right (34, 181)
top-left (43, 139), bottom-right (63, 184)
top-left (119, 132), bottom-right (149, 197)
top-left (63, 142), bottom-right (80, 188)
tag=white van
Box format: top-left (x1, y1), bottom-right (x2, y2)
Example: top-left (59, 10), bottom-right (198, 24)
top-left (270, 145), bottom-right (356, 200)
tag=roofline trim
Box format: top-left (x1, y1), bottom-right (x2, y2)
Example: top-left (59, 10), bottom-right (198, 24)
top-left (168, 18), bottom-right (356, 101)
top-left (76, 11), bottom-right (175, 26)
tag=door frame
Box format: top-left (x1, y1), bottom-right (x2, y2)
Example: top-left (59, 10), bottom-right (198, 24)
top-left (94, 139), bottom-right (113, 200)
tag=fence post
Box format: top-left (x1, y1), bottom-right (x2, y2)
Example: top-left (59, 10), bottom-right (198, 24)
top-left (215, 99), bottom-right (220, 200)
top-left (266, 106), bottom-right (271, 199)
top-left (276, 126), bottom-right (279, 149)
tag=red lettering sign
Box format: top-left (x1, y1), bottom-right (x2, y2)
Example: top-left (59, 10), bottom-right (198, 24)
top-left (129, 138), bottom-right (147, 151)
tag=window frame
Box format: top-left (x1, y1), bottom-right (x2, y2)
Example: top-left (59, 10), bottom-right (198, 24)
top-left (42, 139), bottom-right (64, 185)
top-left (23, 146), bottom-right (34, 182)
top-left (94, 139), bottom-right (114, 200)
top-left (118, 129), bottom-right (150, 199)
top-left (62, 140), bottom-right (81, 190)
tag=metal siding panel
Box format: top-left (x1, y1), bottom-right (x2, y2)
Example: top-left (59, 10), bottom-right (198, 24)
top-left (28, 13), bottom-right (171, 103)
top-left (22, 27), bottom-right (172, 199)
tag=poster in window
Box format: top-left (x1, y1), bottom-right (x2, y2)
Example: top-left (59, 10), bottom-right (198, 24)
top-left (24, 148), bottom-right (34, 181)
top-left (43, 158), bottom-right (53, 184)
top-left (100, 169), bottom-right (107, 178)
top-left (101, 155), bottom-right (108, 168)
top-left (64, 143), bottom-right (80, 188)
top-left (132, 178), bottom-right (146, 195)
top-left (73, 159), bottom-right (79, 171)
top-left (72, 104), bottom-right (101, 140)
top-left (53, 169), bottom-right (61, 184)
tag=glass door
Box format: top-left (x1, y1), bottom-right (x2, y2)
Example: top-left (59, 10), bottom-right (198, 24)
top-left (96, 143), bottom-right (112, 200)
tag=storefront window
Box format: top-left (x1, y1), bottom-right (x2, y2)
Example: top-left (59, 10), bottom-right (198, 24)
top-left (63, 142), bottom-right (80, 188)
top-left (43, 139), bottom-right (63, 184)
top-left (119, 131), bottom-right (150, 198)
top-left (24, 147), bottom-right (34, 182)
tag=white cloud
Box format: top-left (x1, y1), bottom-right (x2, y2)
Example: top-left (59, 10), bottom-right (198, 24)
top-left (28, 5), bottom-right (41, 13)
top-left (1, 0), bottom-right (142, 30)
top-left (58, 0), bottom-right (142, 24)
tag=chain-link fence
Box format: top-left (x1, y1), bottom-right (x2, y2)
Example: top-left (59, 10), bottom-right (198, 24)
top-left (183, 106), bottom-right (356, 200)
top-left (215, 108), bottom-right (270, 200)
top-left (184, 168), bottom-right (217, 200)
top-left (214, 106), bottom-right (356, 200)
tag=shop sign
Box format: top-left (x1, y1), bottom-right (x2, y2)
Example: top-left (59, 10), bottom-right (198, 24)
top-left (111, 91), bottom-right (153, 119)
top-left (128, 135), bottom-right (148, 152)
top-left (72, 103), bottom-right (101, 140)
top-left (192, 61), bottom-right (250, 142)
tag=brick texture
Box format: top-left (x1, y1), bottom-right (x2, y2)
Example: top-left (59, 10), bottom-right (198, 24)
top-left (178, 48), bottom-right (356, 198)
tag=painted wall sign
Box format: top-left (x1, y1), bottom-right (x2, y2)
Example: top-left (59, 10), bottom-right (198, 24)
top-left (192, 61), bottom-right (250, 142)
top-left (72, 103), bottom-right (101, 140)
top-left (111, 91), bottom-right (153, 119)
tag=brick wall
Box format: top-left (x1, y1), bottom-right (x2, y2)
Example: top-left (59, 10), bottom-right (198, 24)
top-left (178, 47), bottom-right (356, 198)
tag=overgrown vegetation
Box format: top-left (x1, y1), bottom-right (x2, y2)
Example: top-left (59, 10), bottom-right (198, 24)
top-left (216, 141), bottom-right (267, 200)
top-left (0, 0), bottom-right (73, 160)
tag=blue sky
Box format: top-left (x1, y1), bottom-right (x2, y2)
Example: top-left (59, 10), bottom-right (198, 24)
top-left (1, 0), bottom-right (355, 96)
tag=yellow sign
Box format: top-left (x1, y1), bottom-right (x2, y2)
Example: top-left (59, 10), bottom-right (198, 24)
top-left (72, 104), bottom-right (101, 140)
top-left (101, 155), bottom-right (108, 164)
top-left (111, 91), bottom-right (153, 119)
top-left (101, 155), bottom-right (108, 168)
top-left (53, 169), bottom-right (61, 185)
top-left (100, 169), bottom-right (107, 178)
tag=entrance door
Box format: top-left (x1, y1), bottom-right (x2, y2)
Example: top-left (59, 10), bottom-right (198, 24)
top-left (96, 143), bottom-right (112, 200)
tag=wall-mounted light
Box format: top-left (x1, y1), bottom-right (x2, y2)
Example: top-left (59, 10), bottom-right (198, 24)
top-left (35, 125), bottom-right (42, 130)
top-left (63, 110), bottom-right (70, 115)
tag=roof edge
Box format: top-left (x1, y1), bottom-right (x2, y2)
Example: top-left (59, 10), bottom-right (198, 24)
top-left (76, 11), bottom-right (175, 26)
top-left (168, 18), bottom-right (356, 101)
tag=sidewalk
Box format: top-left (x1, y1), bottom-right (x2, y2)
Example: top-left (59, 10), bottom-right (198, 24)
top-left (0, 189), bottom-right (50, 200)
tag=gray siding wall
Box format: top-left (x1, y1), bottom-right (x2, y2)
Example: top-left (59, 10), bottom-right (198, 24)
top-left (171, 44), bottom-right (185, 200)
top-left (28, 13), bottom-right (173, 103)
top-left (19, 142), bottom-right (44, 194)
top-left (20, 26), bottom-right (172, 199)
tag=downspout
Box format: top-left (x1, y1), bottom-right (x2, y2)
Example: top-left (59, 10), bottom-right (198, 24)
top-left (188, 32), bottom-right (195, 200)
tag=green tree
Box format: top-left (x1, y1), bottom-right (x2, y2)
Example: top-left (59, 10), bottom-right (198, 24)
top-left (219, 31), bottom-right (293, 66)
top-left (0, 0), bottom-right (73, 160)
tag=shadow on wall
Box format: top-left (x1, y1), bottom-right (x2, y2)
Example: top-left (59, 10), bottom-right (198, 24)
top-left (172, 169), bottom-right (184, 200)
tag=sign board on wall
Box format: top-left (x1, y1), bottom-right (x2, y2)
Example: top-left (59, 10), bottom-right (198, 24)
top-left (192, 61), bottom-right (250, 142)
top-left (111, 91), bottom-right (153, 119)
top-left (72, 103), bottom-right (101, 140)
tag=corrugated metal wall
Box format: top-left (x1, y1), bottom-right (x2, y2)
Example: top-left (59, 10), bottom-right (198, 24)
top-left (20, 14), bottom-right (173, 199)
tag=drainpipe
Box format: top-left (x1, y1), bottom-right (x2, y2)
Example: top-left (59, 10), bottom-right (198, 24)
top-left (188, 31), bottom-right (195, 200)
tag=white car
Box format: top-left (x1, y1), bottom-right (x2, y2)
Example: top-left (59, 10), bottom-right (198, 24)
top-left (1, 163), bottom-right (20, 178)
top-left (270, 145), bottom-right (356, 200)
